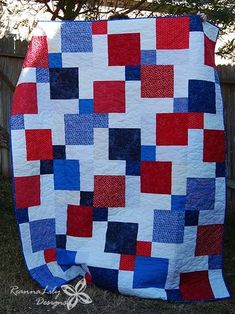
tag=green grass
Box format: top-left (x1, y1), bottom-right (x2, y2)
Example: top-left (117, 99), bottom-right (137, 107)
top-left (0, 177), bottom-right (234, 313)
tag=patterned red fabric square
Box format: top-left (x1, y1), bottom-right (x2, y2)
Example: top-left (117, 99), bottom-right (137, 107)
top-left (119, 254), bottom-right (135, 271)
top-left (108, 33), bottom-right (140, 66)
top-left (11, 83), bottom-right (38, 115)
top-left (94, 81), bottom-right (125, 113)
top-left (92, 21), bottom-right (107, 34)
top-left (136, 241), bottom-right (152, 257)
top-left (93, 175), bottom-right (125, 207)
top-left (203, 130), bottom-right (225, 162)
top-left (204, 35), bottom-right (216, 68)
top-left (67, 205), bottom-right (93, 237)
top-left (156, 17), bottom-right (190, 49)
top-left (141, 65), bottom-right (174, 98)
top-left (156, 113), bottom-right (204, 146)
top-left (23, 36), bottom-right (48, 68)
top-left (44, 248), bottom-right (56, 263)
top-left (141, 161), bottom-right (172, 194)
top-left (195, 224), bottom-right (223, 256)
top-left (180, 271), bottom-right (214, 301)
top-left (15, 175), bottom-right (40, 208)
top-left (25, 129), bottom-right (53, 161)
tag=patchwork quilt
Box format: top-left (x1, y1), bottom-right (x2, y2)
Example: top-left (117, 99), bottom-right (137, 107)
top-left (10, 16), bottom-right (230, 301)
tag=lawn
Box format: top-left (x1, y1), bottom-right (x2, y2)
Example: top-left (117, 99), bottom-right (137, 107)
top-left (0, 176), bottom-right (234, 313)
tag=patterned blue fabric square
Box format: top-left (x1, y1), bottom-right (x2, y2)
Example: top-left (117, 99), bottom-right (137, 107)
top-left (40, 160), bottom-right (53, 175)
top-left (61, 22), bottom-right (92, 52)
top-left (153, 210), bottom-right (185, 243)
top-left (16, 208), bottom-right (29, 224)
top-left (49, 68), bottom-right (79, 99)
top-left (186, 178), bottom-right (215, 211)
top-left (171, 195), bottom-right (186, 211)
top-left (56, 234), bottom-right (66, 248)
top-left (10, 115), bottom-right (24, 130)
top-left (65, 114), bottom-right (93, 145)
top-left (88, 266), bottom-right (118, 292)
top-left (54, 160), bottom-right (80, 190)
top-left (57, 249), bottom-right (76, 265)
top-left (53, 145), bottom-right (66, 159)
top-left (188, 80), bottom-right (216, 113)
top-left (79, 99), bottom-right (94, 114)
top-left (126, 161), bottom-right (140, 176)
top-left (49, 53), bottom-right (62, 68)
top-left (190, 16), bottom-right (203, 31)
top-left (216, 162), bottom-right (226, 177)
top-left (141, 145), bottom-right (156, 161)
top-left (105, 222), bottom-right (138, 255)
top-left (133, 256), bottom-right (168, 289)
top-left (30, 219), bottom-right (56, 252)
top-left (185, 210), bottom-right (199, 226)
top-left (208, 255), bottom-right (223, 269)
top-left (36, 68), bottom-right (49, 83)
top-left (109, 128), bottom-right (141, 161)
top-left (125, 66), bottom-right (141, 80)
top-left (93, 113), bottom-right (109, 128)
top-left (141, 50), bottom-right (156, 65)
top-left (93, 208), bottom-right (108, 221)
top-left (173, 98), bottom-right (188, 112)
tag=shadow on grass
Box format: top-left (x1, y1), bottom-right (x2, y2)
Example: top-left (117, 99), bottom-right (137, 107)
top-left (0, 177), bottom-right (234, 313)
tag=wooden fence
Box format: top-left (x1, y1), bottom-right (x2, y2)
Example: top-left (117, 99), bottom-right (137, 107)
top-left (0, 37), bottom-right (235, 208)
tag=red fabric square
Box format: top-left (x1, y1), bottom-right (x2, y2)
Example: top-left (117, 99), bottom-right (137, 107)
top-left (141, 161), bottom-right (172, 194)
top-left (67, 205), bottom-right (93, 237)
top-left (195, 224), bottom-right (223, 256)
top-left (92, 21), bottom-right (107, 34)
top-left (156, 17), bottom-right (190, 49)
top-left (108, 33), bottom-right (140, 66)
top-left (136, 241), bottom-right (152, 257)
top-left (141, 65), bottom-right (174, 98)
top-left (203, 130), bottom-right (225, 162)
top-left (23, 36), bottom-right (48, 68)
top-left (11, 83), bottom-right (38, 115)
top-left (204, 35), bottom-right (216, 68)
top-left (119, 254), bottom-right (135, 271)
top-left (180, 271), bottom-right (214, 301)
top-left (44, 248), bottom-right (56, 263)
top-left (156, 113), bottom-right (204, 146)
top-left (94, 81), bottom-right (125, 113)
top-left (15, 175), bottom-right (40, 208)
top-left (25, 129), bottom-right (53, 161)
top-left (93, 175), bottom-right (125, 207)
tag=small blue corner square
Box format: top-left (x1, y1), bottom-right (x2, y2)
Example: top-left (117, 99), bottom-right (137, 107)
top-left (36, 68), bottom-right (49, 83)
top-left (171, 195), bottom-right (186, 211)
top-left (10, 115), bottom-right (25, 130)
top-left (49, 53), bottom-right (62, 68)
top-left (16, 208), bottom-right (29, 224)
top-left (57, 248), bottom-right (76, 265)
top-left (56, 234), bottom-right (66, 248)
top-left (126, 161), bottom-right (140, 176)
top-left (208, 255), bottom-right (223, 269)
top-left (141, 50), bottom-right (156, 65)
top-left (185, 210), bottom-right (199, 226)
top-left (190, 15), bottom-right (203, 32)
top-left (79, 99), bottom-right (94, 114)
top-left (40, 160), bottom-right (54, 175)
top-left (216, 162), bottom-right (226, 177)
top-left (141, 145), bottom-right (156, 161)
top-left (125, 66), bottom-right (140, 81)
top-left (173, 98), bottom-right (188, 113)
top-left (93, 208), bottom-right (108, 221)
top-left (88, 266), bottom-right (118, 292)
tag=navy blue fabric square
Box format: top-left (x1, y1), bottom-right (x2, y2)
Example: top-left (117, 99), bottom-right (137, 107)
top-left (190, 15), bottom-right (203, 31)
top-left (49, 53), bottom-right (62, 68)
top-left (125, 66), bottom-right (141, 80)
top-left (126, 161), bottom-right (140, 176)
top-left (53, 145), bottom-right (66, 159)
top-left (79, 99), bottom-right (94, 114)
top-left (80, 192), bottom-right (93, 206)
top-left (56, 235), bottom-right (66, 249)
top-left (61, 22), bottom-right (92, 52)
top-left (215, 69), bottom-right (220, 84)
top-left (141, 145), bottom-right (156, 161)
top-left (49, 68), bottom-right (79, 99)
top-left (88, 266), bottom-right (118, 292)
top-left (10, 115), bottom-right (24, 130)
top-left (188, 80), bottom-right (216, 113)
top-left (30, 219), bottom-right (56, 252)
top-left (16, 208), bottom-right (29, 224)
top-left (105, 221), bottom-right (138, 255)
top-left (171, 195), bottom-right (186, 211)
top-left (185, 210), bottom-right (199, 226)
top-left (93, 208), bottom-right (108, 221)
top-left (141, 50), bottom-right (156, 65)
top-left (133, 256), bottom-right (169, 289)
top-left (166, 289), bottom-right (183, 301)
top-left (36, 68), bottom-right (49, 83)
top-left (208, 255), bottom-right (223, 269)
top-left (173, 98), bottom-right (188, 113)
top-left (109, 128), bottom-right (141, 161)
top-left (40, 160), bottom-right (54, 174)
top-left (216, 162), bottom-right (226, 177)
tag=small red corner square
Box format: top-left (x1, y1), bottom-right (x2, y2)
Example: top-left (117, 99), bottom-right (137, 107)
top-left (92, 21), bottom-right (107, 34)
top-left (203, 130), bottom-right (225, 162)
top-left (15, 175), bottom-right (40, 208)
top-left (136, 241), bottom-right (152, 257)
top-left (25, 129), bottom-right (53, 161)
top-left (44, 248), bottom-right (56, 263)
top-left (11, 83), bottom-right (38, 115)
top-left (195, 224), bottom-right (223, 256)
top-left (119, 254), bottom-right (135, 271)
top-left (23, 36), bottom-right (48, 68)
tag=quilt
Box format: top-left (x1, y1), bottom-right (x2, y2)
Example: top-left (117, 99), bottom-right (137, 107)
top-left (9, 15), bottom-right (230, 302)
